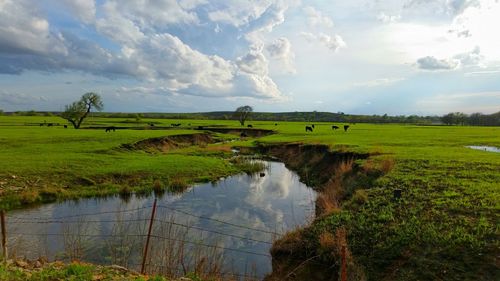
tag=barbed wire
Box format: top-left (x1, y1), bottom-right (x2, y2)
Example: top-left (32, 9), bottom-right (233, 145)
top-left (9, 232), bottom-right (271, 258)
top-left (156, 205), bottom-right (282, 236)
top-left (7, 205), bottom-right (152, 221)
top-left (154, 218), bottom-right (273, 245)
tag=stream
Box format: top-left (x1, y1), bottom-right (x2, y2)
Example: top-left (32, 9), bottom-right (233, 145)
top-left (6, 161), bottom-right (316, 279)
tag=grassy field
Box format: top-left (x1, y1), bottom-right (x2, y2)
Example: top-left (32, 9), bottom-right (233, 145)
top-left (0, 115), bottom-right (499, 280)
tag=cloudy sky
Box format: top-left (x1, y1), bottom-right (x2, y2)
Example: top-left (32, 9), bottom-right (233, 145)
top-left (0, 0), bottom-right (499, 114)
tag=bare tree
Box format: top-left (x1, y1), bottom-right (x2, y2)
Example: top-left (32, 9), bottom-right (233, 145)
top-left (234, 105), bottom-right (253, 126)
top-left (61, 92), bottom-right (103, 129)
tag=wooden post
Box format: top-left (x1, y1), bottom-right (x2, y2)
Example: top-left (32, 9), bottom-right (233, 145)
top-left (141, 199), bottom-right (157, 274)
top-left (1, 210), bottom-right (7, 262)
top-left (341, 245), bottom-right (347, 281)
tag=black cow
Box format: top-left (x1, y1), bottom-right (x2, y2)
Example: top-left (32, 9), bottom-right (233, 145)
top-left (344, 125), bottom-right (350, 132)
top-left (105, 126), bottom-right (116, 132)
top-left (305, 126), bottom-right (313, 132)
top-left (47, 123), bottom-right (53, 127)
top-left (39, 123), bottom-right (44, 126)
top-left (247, 124), bottom-right (253, 128)
top-left (149, 123), bottom-right (155, 127)
top-left (240, 132), bottom-right (248, 138)
top-left (332, 125), bottom-right (339, 130)
top-left (275, 123), bottom-right (278, 126)
top-left (64, 125), bottom-right (68, 129)
top-left (171, 123), bottom-right (181, 127)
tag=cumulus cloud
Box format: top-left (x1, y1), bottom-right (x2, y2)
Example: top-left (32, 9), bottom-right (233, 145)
top-left (417, 46), bottom-right (483, 70)
top-left (207, 1), bottom-right (273, 27)
top-left (417, 56), bottom-right (459, 70)
top-left (266, 37), bottom-right (296, 73)
top-left (302, 32), bottom-right (346, 52)
top-left (101, 0), bottom-right (199, 28)
top-left (61, 0), bottom-right (96, 24)
top-left (303, 6), bottom-right (334, 28)
top-left (0, 0), bottom-right (292, 102)
top-left (404, 0), bottom-right (481, 17)
top-left (377, 12), bottom-right (401, 23)
top-left (0, 0), bottom-right (66, 56)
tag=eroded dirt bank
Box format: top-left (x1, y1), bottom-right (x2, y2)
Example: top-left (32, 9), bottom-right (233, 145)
top-left (249, 143), bottom-right (374, 281)
top-left (120, 133), bottom-right (216, 152)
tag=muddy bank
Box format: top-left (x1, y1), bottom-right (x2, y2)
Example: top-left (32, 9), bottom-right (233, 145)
top-left (249, 143), bottom-right (372, 281)
top-left (198, 127), bottom-right (274, 137)
top-left (120, 133), bottom-right (215, 152)
top-left (256, 143), bottom-right (369, 188)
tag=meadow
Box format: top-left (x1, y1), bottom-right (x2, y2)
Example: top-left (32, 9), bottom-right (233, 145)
top-left (0, 115), bottom-right (498, 280)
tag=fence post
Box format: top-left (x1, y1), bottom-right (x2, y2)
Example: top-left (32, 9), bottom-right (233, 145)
top-left (1, 210), bottom-right (7, 263)
top-left (341, 245), bottom-right (347, 281)
top-left (141, 199), bottom-right (157, 274)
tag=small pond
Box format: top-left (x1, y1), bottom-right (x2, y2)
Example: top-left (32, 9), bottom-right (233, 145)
top-left (466, 145), bottom-right (500, 153)
top-left (6, 161), bottom-right (316, 279)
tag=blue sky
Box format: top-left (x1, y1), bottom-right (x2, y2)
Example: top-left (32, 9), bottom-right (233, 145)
top-left (0, 0), bottom-right (499, 114)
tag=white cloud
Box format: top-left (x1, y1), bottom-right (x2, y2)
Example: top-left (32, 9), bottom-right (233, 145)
top-left (301, 32), bottom-right (346, 52)
top-left (417, 56), bottom-right (459, 70)
top-left (207, 1), bottom-right (273, 27)
top-left (303, 6), bottom-right (334, 28)
top-left (377, 12), bottom-right (401, 23)
top-left (0, 0), bottom-right (66, 56)
top-left (453, 46), bottom-right (482, 66)
top-left (317, 33), bottom-right (347, 52)
top-left (266, 37), bottom-right (296, 73)
top-left (100, 0), bottom-right (199, 29)
top-left (96, 2), bottom-right (145, 45)
top-left (61, 0), bottom-right (96, 24)
top-left (417, 46), bottom-right (483, 70)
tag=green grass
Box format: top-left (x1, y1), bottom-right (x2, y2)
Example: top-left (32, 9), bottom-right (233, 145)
top-left (1, 116), bottom-right (499, 280)
top-left (0, 262), bottom-right (169, 281)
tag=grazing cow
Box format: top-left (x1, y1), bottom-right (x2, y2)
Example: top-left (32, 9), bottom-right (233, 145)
top-left (64, 125), bottom-right (68, 129)
top-left (39, 123), bottom-right (44, 126)
top-left (47, 123), bottom-right (53, 127)
top-left (332, 125), bottom-right (339, 130)
top-left (105, 126), bottom-right (116, 132)
top-left (275, 123), bottom-right (278, 126)
top-left (247, 124), bottom-right (253, 128)
top-left (305, 126), bottom-right (313, 132)
top-left (344, 125), bottom-right (350, 132)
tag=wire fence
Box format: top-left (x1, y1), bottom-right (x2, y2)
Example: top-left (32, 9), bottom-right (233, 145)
top-left (1, 202), bottom-right (280, 280)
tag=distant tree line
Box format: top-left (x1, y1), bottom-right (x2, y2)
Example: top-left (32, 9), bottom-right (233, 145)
top-left (441, 112), bottom-right (500, 126)
top-left (2, 110), bottom-right (499, 126)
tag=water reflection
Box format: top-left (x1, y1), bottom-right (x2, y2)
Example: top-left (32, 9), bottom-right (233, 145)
top-left (6, 161), bottom-right (316, 279)
top-left (466, 145), bottom-right (500, 153)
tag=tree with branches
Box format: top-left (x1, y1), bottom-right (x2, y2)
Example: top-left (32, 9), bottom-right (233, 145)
top-left (61, 92), bottom-right (103, 129)
top-left (234, 105), bottom-right (253, 126)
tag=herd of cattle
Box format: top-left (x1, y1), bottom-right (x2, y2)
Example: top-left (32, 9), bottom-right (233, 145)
top-left (304, 124), bottom-right (349, 132)
top-left (39, 122), bottom-right (352, 133)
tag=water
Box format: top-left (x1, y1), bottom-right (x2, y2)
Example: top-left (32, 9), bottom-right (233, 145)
top-left (6, 161), bottom-right (316, 279)
top-left (466, 145), bottom-right (500, 153)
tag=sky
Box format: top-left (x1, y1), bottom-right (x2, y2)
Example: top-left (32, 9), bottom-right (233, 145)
top-left (0, 0), bottom-right (499, 115)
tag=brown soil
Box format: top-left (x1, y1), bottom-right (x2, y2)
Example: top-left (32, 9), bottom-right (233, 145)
top-left (120, 133), bottom-right (215, 152)
top-left (256, 143), bottom-right (371, 281)
top-left (197, 127), bottom-right (275, 137)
